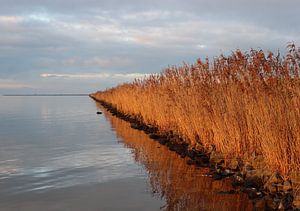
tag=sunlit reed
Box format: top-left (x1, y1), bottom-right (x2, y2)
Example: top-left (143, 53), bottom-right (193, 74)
top-left (100, 105), bottom-right (253, 210)
top-left (94, 43), bottom-right (300, 178)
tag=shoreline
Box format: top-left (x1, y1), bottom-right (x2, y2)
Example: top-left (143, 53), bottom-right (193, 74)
top-left (90, 93), bottom-right (300, 210)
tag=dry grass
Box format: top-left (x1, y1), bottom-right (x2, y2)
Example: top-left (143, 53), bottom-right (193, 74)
top-left (93, 43), bottom-right (300, 178)
top-left (100, 105), bottom-right (253, 210)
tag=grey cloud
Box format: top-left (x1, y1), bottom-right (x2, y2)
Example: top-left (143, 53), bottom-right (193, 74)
top-left (0, 0), bottom-right (299, 93)
top-left (39, 72), bottom-right (151, 79)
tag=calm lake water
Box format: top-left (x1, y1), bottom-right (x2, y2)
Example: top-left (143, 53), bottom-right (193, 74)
top-left (0, 96), bottom-right (253, 211)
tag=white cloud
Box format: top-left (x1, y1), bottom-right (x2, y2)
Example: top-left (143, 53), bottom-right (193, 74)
top-left (28, 13), bottom-right (54, 23)
top-left (1, 2), bottom-right (300, 94)
top-left (0, 15), bottom-right (23, 24)
top-left (0, 79), bottom-right (33, 89)
top-left (83, 57), bottom-right (132, 67)
top-left (196, 44), bottom-right (206, 49)
top-left (40, 72), bottom-right (151, 79)
top-left (121, 10), bottom-right (173, 21)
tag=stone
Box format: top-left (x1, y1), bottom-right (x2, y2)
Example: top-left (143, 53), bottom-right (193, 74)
top-left (212, 173), bottom-right (223, 180)
top-left (209, 151), bottom-right (224, 165)
top-left (187, 150), bottom-right (197, 159)
top-left (264, 173), bottom-right (284, 193)
top-left (186, 159), bottom-right (196, 165)
top-left (278, 202), bottom-right (284, 210)
top-left (265, 195), bottom-right (278, 210)
top-left (194, 143), bottom-right (204, 152)
top-left (149, 134), bottom-right (161, 140)
top-left (283, 181), bottom-right (292, 192)
top-left (200, 155), bottom-right (210, 164)
top-left (158, 138), bottom-right (168, 145)
top-left (130, 123), bottom-right (141, 130)
top-left (228, 158), bottom-right (239, 170)
top-left (244, 176), bottom-right (263, 189)
top-left (232, 174), bottom-right (244, 187)
top-left (282, 192), bottom-right (294, 209)
top-left (241, 163), bottom-right (255, 178)
top-left (221, 169), bottom-right (234, 177)
top-left (180, 153), bottom-right (186, 158)
top-left (245, 188), bottom-right (260, 199)
top-left (207, 144), bottom-right (216, 153)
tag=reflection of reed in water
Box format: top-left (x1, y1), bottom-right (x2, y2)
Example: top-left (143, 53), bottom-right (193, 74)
top-left (99, 103), bottom-right (253, 211)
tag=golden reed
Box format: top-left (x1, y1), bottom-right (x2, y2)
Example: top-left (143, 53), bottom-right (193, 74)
top-left (99, 104), bottom-right (253, 210)
top-left (93, 43), bottom-right (300, 178)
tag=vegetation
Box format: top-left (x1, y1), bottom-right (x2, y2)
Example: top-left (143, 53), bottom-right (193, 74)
top-left (100, 105), bottom-right (253, 210)
top-left (93, 43), bottom-right (300, 178)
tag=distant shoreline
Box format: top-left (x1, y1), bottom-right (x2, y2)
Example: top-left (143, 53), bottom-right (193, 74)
top-left (2, 94), bottom-right (89, 96)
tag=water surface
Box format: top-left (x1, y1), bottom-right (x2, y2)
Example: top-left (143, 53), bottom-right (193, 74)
top-left (0, 96), bottom-right (253, 210)
top-left (0, 96), bottom-right (163, 210)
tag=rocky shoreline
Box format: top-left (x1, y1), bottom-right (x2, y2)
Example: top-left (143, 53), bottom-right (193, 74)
top-left (90, 94), bottom-right (300, 210)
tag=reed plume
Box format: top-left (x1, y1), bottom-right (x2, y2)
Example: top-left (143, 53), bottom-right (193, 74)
top-left (93, 43), bottom-right (300, 178)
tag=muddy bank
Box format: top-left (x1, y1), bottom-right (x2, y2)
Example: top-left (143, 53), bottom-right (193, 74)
top-left (90, 94), bottom-right (300, 210)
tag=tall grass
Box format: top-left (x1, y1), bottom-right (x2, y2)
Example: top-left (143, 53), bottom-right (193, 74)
top-left (100, 105), bottom-right (253, 210)
top-left (93, 43), bottom-right (300, 178)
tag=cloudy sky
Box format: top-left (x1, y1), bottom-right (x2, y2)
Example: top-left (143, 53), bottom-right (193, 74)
top-left (0, 0), bottom-right (299, 94)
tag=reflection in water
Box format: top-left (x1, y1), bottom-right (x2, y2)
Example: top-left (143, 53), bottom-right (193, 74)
top-left (0, 96), bottom-right (165, 211)
top-left (98, 102), bottom-right (253, 211)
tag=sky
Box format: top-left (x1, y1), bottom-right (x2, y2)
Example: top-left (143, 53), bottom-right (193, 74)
top-left (0, 0), bottom-right (299, 94)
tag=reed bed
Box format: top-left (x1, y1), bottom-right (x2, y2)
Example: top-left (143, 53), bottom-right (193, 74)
top-left (100, 105), bottom-right (252, 210)
top-left (93, 43), bottom-right (300, 178)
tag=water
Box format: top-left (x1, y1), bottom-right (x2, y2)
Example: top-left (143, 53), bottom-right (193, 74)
top-left (0, 96), bottom-right (253, 210)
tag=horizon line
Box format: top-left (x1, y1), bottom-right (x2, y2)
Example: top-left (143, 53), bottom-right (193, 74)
top-left (2, 94), bottom-right (89, 96)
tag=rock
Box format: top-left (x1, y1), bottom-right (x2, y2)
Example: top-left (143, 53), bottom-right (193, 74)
top-left (194, 155), bottom-right (209, 167)
top-left (265, 184), bottom-right (277, 193)
top-left (212, 173), bottom-right (223, 180)
top-left (260, 170), bottom-right (273, 183)
top-left (265, 195), bottom-right (278, 210)
top-left (149, 134), bottom-right (161, 140)
top-left (246, 188), bottom-right (258, 199)
top-left (187, 150), bottom-right (197, 159)
top-left (244, 176), bottom-right (263, 189)
top-left (221, 169), bottom-right (234, 177)
top-left (241, 163), bottom-right (255, 178)
top-left (282, 192), bottom-right (293, 209)
top-left (168, 145), bottom-right (176, 151)
top-left (158, 138), bottom-right (168, 145)
top-left (174, 145), bottom-right (184, 154)
top-left (241, 187), bottom-right (263, 200)
top-left (207, 144), bottom-right (216, 153)
top-left (194, 143), bottom-right (204, 152)
top-left (180, 152), bottom-right (186, 158)
top-left (186, 159), bottom-right (196, 165)
top-left (243, 162), bottom-right (254, 171)
top-left (264, 173), bottom-right (284, 193)
top-left (232, 174), bottom-right (244, 187)
top-left (278, 202), bottom-right (284, 210)
top-left (283, 181), bottom-right (292, 192)
top-left (209, 151), bottom-right (224, 165)
top-left (130, 123), bottom-right (141, 130)
top-left (228, 158), bottom-right (240, 170)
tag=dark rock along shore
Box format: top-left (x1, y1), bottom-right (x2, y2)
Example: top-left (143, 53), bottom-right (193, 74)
top-left (90, 94), bottom-right (300, 210)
